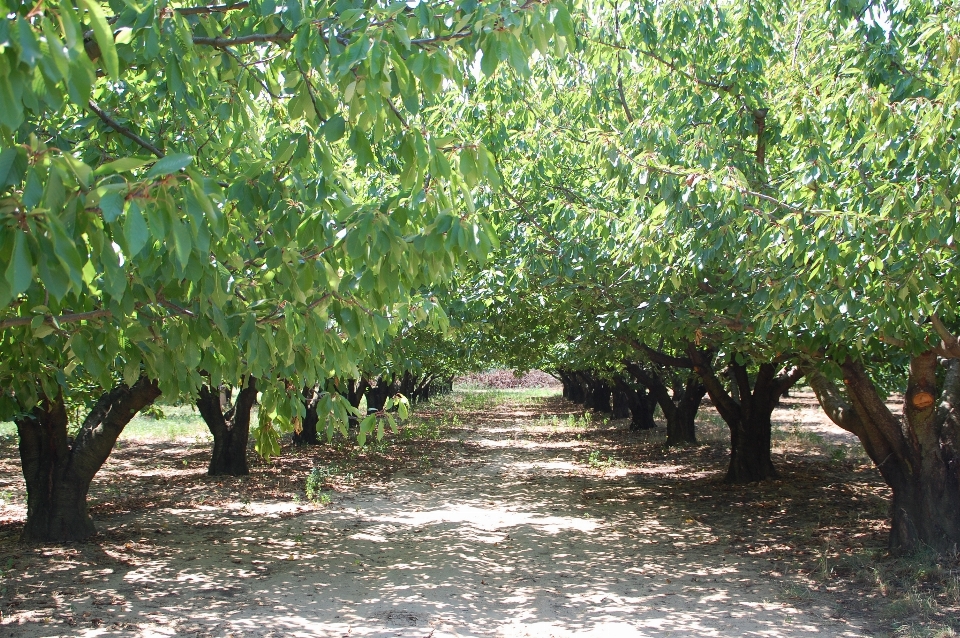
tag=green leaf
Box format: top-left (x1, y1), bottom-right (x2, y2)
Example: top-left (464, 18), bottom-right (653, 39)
top-left (0, 77), bottom-right (24, 131)
top-left (95, 157), bottom-right (152, 175)
top-left (324, 114), bottom-right (346, 143)
top-left (99, 192), bottom-right (125, 222)
top-left (16, 17), bottom-right (41, 67)
top-left (145, 153), bottom-right (193, 178)
top-left (0, 148), bottom-right (26, 190)
top-left (172, 221), bottom-right (192, 268)
top-left (5, 231), bottom-right (33, 297)
top-left (79, 0), bottom-right (119, 79)
top-left (123, 203), bottom-right (149, 255)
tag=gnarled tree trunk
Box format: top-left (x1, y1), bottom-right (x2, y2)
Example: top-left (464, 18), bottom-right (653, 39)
top-left (687, 349), bottom-right (802, 483)
top-left (614, 376), bottom-right (657, 431)
top-left (624, 361), bottom-right (705, 445)
top-left (585, 375), bottom-right (612, 413)
top-left (808, 354), bottom-right (960, 552)
top-left (15, 377), bottom-right (161, 542)
top-left (366, 375), bottom-right (397, 412)
top-left (197, 376), bottom-right (257, 476)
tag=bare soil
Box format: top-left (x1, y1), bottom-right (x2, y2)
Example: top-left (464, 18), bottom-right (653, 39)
top-left (0, 391), bottom-right (956, 637)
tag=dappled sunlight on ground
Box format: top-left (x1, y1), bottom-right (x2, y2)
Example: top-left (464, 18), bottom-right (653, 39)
top-left (0, 389), bottom-right (903, 636)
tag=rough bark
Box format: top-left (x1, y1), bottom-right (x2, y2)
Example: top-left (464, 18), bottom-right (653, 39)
top-left (347, 379), bottom-right (370, 412)
top-left (15, 377), bottom-right (161, 542)
top-left (807, 356), bottom-right (960, 552)
top-left (197, 376), bottom-right (257, 476)
top-left (624, 362), bottom-right (705, 445)
top-left (614, 376), bottom-right (656, 430)
top-left (366, 376), bottom-right (396, 411)
top-left (293, 385), bottom-right (321, 445)
top-left (586, 375), bottom-right (612, 413)
top-left (611, 386), bottom-right (632, 420)
top-left (688, 348), bottom-right (802, 483)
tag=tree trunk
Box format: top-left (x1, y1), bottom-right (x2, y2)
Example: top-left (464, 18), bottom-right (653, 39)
top-left (347, 379), bottom-right (369, 412)
top-left (197, 377), bottom-right (257, 476)
top-left (366, 375), bottom-right (396, 411)
top-left (611, 386), bottom-right (632, 420)
top-left (15, 377), bottom-right (161, 542)
top-left (586, 376), bottom-right (612, 413)
top-left (808, 354), bottom-right (960, 552)
top-left (687, 349), bottom-right (802, 483)
top-left (725, 410), bottom-right (778, 483)
top-left (624, 361), bottom-right (704, 445)
top-left (665, 377), bottom-right (706, 446)
top-left (615, 377), bottom-right (657, 431)
top-left (293, 385), bottom-right (321, 445)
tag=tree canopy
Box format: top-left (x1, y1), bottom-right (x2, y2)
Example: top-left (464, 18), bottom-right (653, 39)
top-left (3, 0), bottom-right (960, 551)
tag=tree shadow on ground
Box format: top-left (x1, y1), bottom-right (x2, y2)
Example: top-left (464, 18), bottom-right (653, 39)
top-left (0, 391), bottom-right (952, 637)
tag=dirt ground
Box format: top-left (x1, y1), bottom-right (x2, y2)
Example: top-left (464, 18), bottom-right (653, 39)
top-left (0, 390), bottom-right (957, 637)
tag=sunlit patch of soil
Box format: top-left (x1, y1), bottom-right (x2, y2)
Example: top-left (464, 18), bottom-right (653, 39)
top-left (0, 389), bottom-right (957, 637)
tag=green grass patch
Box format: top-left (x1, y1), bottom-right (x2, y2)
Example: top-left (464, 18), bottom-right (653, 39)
top-left (121, 404), bottom-right (211, 442)
top-left (0, 403), bottom-right (211, 443)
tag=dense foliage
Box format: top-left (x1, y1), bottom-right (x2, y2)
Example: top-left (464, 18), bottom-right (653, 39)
top-left (2, 0), bottom-right (960, 552)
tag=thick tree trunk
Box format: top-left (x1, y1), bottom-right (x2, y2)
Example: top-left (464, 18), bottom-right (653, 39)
top-left (586, 376), bottom-right (612, 413)
top-left (197, 377), bottom-right (257, 476)
top-left (687, 349), bottom-right (802, 483)
top-left (569, 372), bottom-right (588, 404)
top-left (347, 379), bottom-right (369, 412)
top-left (611, 386), bottom-right (632, 420)
top-left (725, 410), bottom-right (778, 483)
top-left (624, 362), bottom-right (704, 445)
top-left (614, 377), bottom-right (657, 431)
top-left (808, 355), bottom-right (960, 552)
top-left (15, 378), bottom-right (160, 542)
top-left (366, 376), bottom-right (396, 411)
top-left (665, 378), bottom-right (706, 446)
top-left (293, 385), bottom-right (321, 445)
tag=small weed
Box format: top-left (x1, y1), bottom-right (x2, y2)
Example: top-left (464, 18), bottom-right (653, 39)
top-left (306, 465), bottom-right (336, 501)
top-left (587, 450), bottom-right (620, 469)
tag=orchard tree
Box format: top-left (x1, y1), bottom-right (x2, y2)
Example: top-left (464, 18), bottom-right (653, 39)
top-left (0, 0), bottom-right (570, 541)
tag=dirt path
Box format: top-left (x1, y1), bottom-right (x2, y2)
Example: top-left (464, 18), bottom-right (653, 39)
top-left (2, 393), bottom-right (876, 637)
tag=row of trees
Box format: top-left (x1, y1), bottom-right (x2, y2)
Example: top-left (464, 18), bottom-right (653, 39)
top-left (445, 0), bottom-right (960, 553)
top-left (3, 0), bottom-right (960, 557)
top-left (0, 0), bottom-right (572, 541)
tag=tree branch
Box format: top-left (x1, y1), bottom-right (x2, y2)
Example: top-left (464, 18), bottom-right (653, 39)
top-left (0, 309), bottom-right (113, 331)
top-left (192, 32), bottom-right (294, 48)
top-left (931, 314), bottom-right (960, 358)
top-left (175, 2), bottom-right (250, 16)
top-left (630, 339), bottom-right (693, 368)
top-left (88, 100), bottom-right (164, 158)
top-left (803, 363), bottom-right (865, 437)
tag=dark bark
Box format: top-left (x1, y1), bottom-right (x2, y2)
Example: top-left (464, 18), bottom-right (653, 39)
top-left (614, 376), bottom-right (657, 431)
top-left (366, 375), bottom-right (397, 411)
top-left (569, 374), bottom-right (587, 404)
top-left (625, 362), bottom-right (705, 445)
top-left (688, 348), bottom-right (802, 483)
top-left (197, 377), bottom-right (257, 476)
top-left (347, 379), bottom-right (369, 412)
top-left (16, 377), bottom-right (161, 542)
top-left (807, 355), bottom-right (960, 553)
top-left (293, 385), bottom-right (321, 445)
top-left (586, 375), bottom-right (612, 413)
top-left (611, 386), bottom-right (632, 420)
